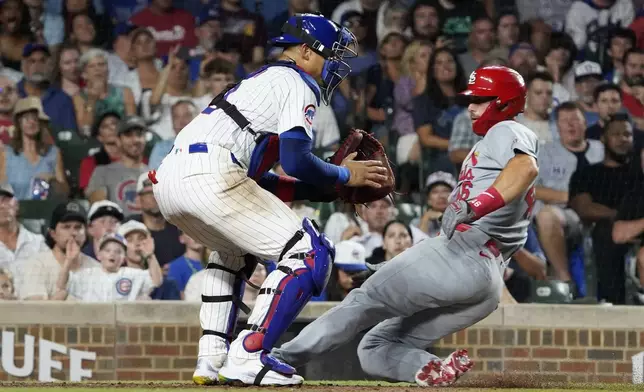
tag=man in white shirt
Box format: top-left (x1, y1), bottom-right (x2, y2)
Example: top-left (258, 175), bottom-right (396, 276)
top-left (19, 201), bottom-right (99, 300)
top-left (0, 184), bottom-right (48, 267)
top-left (55, 232), bottom-right (161, 301)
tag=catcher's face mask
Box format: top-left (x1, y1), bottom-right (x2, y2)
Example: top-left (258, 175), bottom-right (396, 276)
top-left (320, 28), bottom-right (357, 105)
top-left (273, 14), bottom-right (357, 105)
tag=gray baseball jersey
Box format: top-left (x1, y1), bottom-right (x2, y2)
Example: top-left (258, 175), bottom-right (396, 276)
top-left (533, 139), bottom-right (604, 214)
top-left (450, 120), bottom-right (539, 260)
top-left (273, 120), bottom-right (538, 384)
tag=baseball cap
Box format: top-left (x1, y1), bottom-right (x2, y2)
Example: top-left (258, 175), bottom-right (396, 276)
top-left (13, 97), bottom-right (50, 122)
top-left (118, 115), bottom-right (146, 135)
top-left (334, 241), bottom-right (368, 272)
top-left (508, 42), bottom-right (536, 58)
top-left (113, 22), bottom-right (137, 38)
top-left (197, 8), bottom-right (220, 26)
top-left (0, 183), bottom-right (14, 198)
top-left (88, 200), bottom-right (124, 222)
top-left (136, 172), bottom-right (153, 195)
top-left (22, 43), bottom-right (50, 58)
top-left (425, 171), bottom-right (457, 191)
top-left (574, 61), bottom-right (603, 81)
top-left (98, 232), bottom-right (127, 250)
top-left (118, 220), bottom-right (150, 238)
top-left (50, 201), bottom-right (87, 229)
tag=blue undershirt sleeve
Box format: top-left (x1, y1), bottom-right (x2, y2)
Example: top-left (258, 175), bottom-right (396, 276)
top-left (279, 127), bottom-right (350, 186)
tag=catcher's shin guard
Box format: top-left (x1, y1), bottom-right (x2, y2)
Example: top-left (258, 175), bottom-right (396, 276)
top-left (242, 218), bottom-right (335, 353)
top-left (199, 252), bottom-right (258, 358)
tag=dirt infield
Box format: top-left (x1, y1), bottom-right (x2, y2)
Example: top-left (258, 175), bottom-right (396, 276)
top-left (2, 376), bottom-right (644, 392)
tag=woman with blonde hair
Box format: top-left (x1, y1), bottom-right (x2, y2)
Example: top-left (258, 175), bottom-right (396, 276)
top-left (393, 39), bottom-right (433, 165)
top-left (0, 97), bottom-right (68, 200)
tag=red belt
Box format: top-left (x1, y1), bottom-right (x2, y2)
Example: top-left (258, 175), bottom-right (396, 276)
top-left (455, 224), bottom-right (501, 258)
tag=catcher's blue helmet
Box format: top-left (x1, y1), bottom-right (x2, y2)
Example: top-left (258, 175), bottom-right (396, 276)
top-left (270, 13), bottom-right (357, 105)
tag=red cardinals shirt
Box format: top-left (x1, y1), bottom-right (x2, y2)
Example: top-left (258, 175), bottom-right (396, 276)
top-left (130, 7), bottom-right (198, 57)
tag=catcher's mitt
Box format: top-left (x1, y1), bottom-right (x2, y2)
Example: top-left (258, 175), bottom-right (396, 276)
top-left (328, 129), bottom-right (395, 204)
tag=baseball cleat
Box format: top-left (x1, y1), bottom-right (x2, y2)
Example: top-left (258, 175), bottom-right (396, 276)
top-left (219, 351), bottom-right (303, 386)
top-left (192, 356), bottom-right (225, 385)
top-left (443, 348), bottom-right (474, 379)
top-left (415, 359), bottom-right (455, 387)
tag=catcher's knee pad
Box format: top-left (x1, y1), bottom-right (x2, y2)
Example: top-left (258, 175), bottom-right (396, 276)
top-left (200, 253), bottom-right (258, 346)
top-left (242, 218), bottom-right (335, 352)
top-left (302, 217), bottom-right (335, 295)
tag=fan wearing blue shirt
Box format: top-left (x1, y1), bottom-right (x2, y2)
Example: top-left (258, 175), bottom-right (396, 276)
top-left (166, 231), bottom-right (205, 298)
top-left (17, 44), bottom-right (77, 132)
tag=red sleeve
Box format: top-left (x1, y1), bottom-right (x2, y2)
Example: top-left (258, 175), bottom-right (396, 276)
top-left (79, 156), bottom-right (97, 190)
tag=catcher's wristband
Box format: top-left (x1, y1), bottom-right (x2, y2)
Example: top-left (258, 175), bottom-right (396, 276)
top-left (468, 186), bottom-right (505, 219)
top-left (337, 166), bottom-right (350, 185)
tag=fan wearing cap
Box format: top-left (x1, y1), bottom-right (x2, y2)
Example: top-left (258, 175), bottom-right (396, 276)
top-left (17, 43), bottom-right (77, 131)
top-left (324, 240), bottom-right (369, 301)
top-left (187, 8), bottom-right (223, 83)
top-left (128, 172), bottom-right (184, 267)
top-left (107, 23), bottom-right (137, 87)
top-left (20, 201), bottom-right (98, 300)
top-left (55, 232), bottom-right (160, 302)
top-left (84, 115), bottom-right (149, 216)
top-left (81, 200), bottom-right (125, 260)
top-left (0, 96), bottom-right (70, 200)
top-left (0, 183), bottom-right (48, 271)
top-left (116, 220), bottom-right (168, 299)
top-left (573, 61), bottom-right (603, 126)
top-left (414, 171), bottom-right (457, 237)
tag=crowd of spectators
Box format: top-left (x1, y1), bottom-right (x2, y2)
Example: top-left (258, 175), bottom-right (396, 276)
top-left (0, 0), bottom-right (643, 306)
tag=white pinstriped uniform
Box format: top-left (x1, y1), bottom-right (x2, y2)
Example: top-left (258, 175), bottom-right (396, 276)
top-left (152, 66), bottom-right (320, 361)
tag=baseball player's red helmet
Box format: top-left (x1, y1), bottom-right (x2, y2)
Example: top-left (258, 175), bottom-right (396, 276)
top-left (457, 66), bottom-right (526, 136)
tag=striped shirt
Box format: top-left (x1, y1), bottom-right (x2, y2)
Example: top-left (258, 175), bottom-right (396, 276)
top-left (172, 64), bottom-right (319, 169)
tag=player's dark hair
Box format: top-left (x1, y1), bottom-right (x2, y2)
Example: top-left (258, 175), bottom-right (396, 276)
top-left (622, 48), bottom-right (644, 64)
top-left (593, 83), bottom-right (622, 102)
top-left (382, 220), bottom-right (413, 241)
top-left (610, 27), bottom-right (637, 49)
top-left (202, 58), bottom-right (236, 78)
top-left (525, 71), bottom-right (554, 88)
top-left (554, 101), bottom-right (583, 121)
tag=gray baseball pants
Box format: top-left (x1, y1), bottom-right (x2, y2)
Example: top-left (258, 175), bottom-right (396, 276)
top-left (272, 226), bottom-right (504, 382)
